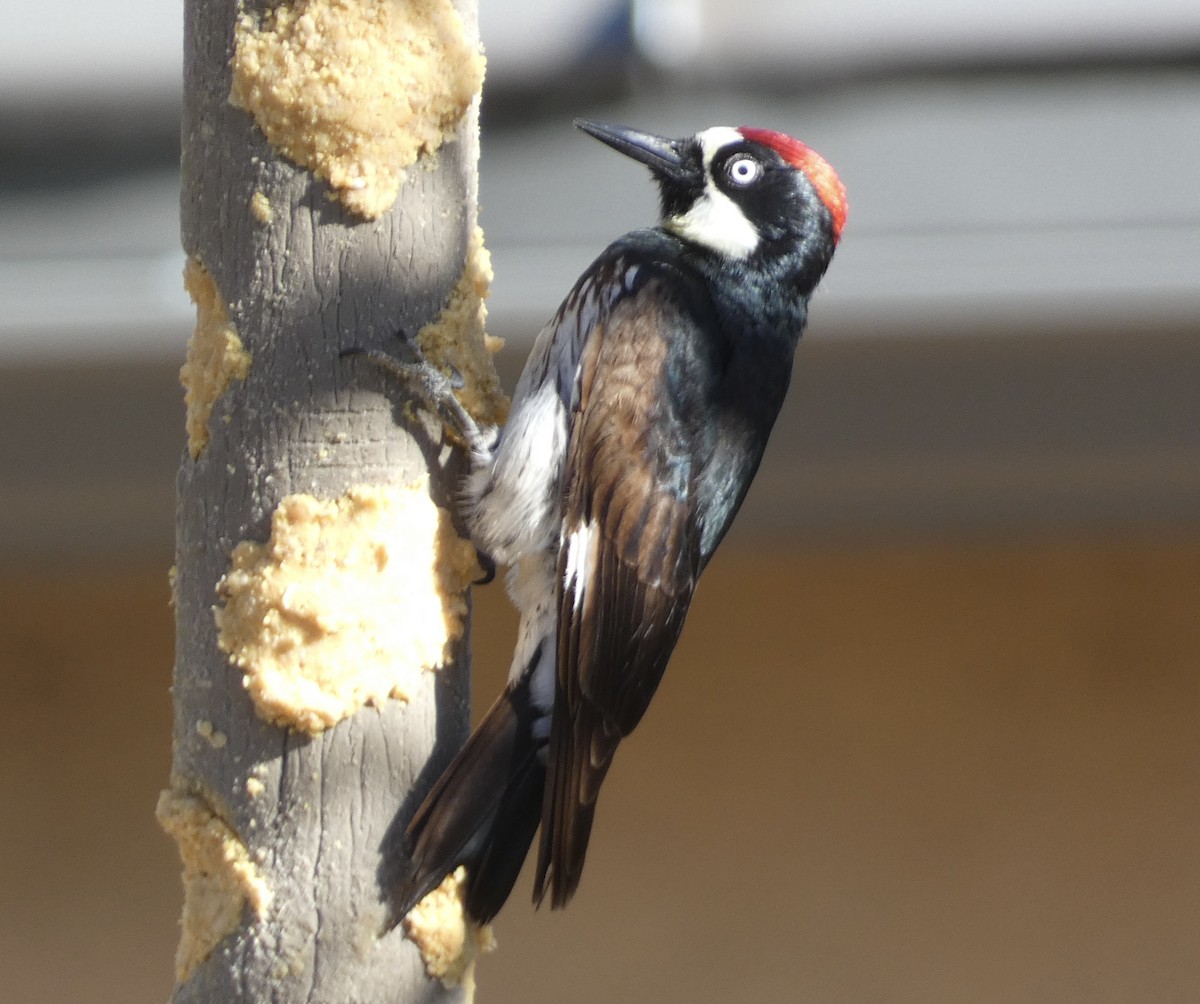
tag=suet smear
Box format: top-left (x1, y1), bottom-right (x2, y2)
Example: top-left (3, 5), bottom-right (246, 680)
top-left (215, 483), bottom-right (480, 733)
top-left (403, 867), bottom-right (495, 994)
top-left (231, 0), bottom-right (485, 219)
top-left (180, 257), bottom-right (251, 459)
top-left (156, 782), bottom-right (271, 982)
top-left (416, 225), bottom-right (509, 428)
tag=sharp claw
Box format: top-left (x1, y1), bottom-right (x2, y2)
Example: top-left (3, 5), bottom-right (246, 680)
top-left (474, 552), bottom-right (497, 586)
top-left (341, 344), bottom-right (483, 449)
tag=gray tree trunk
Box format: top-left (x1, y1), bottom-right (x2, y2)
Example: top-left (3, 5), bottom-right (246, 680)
top-left (161, 0), bottom-right (487, 1000)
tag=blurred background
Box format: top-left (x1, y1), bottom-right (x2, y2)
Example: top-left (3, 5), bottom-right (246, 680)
top-left (2, 0), bottom-right (1199, 1000)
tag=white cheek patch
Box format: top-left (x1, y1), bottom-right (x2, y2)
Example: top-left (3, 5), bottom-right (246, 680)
top-left (665, 186), bottom-right (759, 259)
top-left (664, 125), bottom-right (760, 259)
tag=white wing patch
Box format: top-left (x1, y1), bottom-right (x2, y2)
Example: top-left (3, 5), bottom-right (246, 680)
top-left (562, 519), bottom-right (596, 613)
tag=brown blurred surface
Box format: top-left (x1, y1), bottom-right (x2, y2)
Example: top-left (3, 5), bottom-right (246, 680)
top-left (2, 538), bottom-right (1198, 1002)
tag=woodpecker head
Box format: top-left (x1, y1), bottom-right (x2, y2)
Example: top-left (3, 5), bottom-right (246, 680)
top-left (576, 119), bottom-right (846, 288)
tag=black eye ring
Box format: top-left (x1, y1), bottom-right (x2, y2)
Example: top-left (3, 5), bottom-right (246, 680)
top-left (726, 155), bottom-right (763, 187)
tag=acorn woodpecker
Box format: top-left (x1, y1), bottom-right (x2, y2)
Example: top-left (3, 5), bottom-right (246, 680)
top-left (383, 119), bottom-right (846, 925)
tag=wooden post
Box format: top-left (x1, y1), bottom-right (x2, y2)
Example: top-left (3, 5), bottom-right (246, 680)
top-left (160, 0), bottom-right (500, 999)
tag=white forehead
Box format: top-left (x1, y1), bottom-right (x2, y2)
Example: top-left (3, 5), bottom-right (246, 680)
top-left (695, 126), bottom-right (745, 164)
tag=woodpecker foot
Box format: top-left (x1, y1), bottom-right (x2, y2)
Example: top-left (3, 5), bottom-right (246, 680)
top-left (341, 338), bottom-right (486, 452)
top-left (474, 550), bottom-right (497, 586)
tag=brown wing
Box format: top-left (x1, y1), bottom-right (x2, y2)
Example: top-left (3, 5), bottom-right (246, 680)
top-left (533, 277), bottom-right (704, 908)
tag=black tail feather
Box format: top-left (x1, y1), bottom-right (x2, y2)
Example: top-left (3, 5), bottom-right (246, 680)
top-left (463, 742), bottom-right (544, 923)
top-left (532, 697), bottom-right (619, 910)
top-left (382, 679), bottom-right (546, 926)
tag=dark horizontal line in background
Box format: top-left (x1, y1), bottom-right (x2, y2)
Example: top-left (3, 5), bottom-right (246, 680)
top-left (481, 51), bottom-right (1200, 124)
top-left (473, 215), bottom-right (1200, 247)
top-left (2, 52), bottom-right (1198, 188)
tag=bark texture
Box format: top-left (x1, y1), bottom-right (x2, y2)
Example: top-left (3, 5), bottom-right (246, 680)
top-left (167, 0), bottom-right (482, 1000)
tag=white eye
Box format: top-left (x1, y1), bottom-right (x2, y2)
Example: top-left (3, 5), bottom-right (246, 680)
top-left (726, 155), bottom-right (763, 187)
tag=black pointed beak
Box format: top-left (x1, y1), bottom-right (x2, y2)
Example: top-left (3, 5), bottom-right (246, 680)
top-left (574, 119), bottom-right (689, 183)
